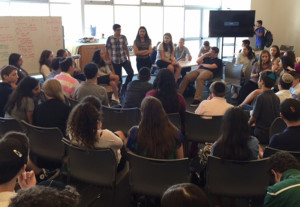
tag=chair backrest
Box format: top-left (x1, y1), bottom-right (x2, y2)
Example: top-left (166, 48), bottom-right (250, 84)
top-left (269, 117), bottom-right (287, 139)
top-left (185, 111), bottom-right (223, 143)
top-left (102, 106), bottom-right (140, 133)
top-left (62, 138), bottom-right (118, 187)
top-left (21, 121), bottom-right (65, 163)
top-left (128, 152), bottom-right (190, 197)
top-left (279, 45), bottom-right (287, 51)
top-left (263, 147), bottom-right (300, 162)
top-left (66, 97), bottom-right (79, 109)
top-left (224, 63), bottom-right (243, 87)
top-left (206, 156), bottom-right (270, 197)
top-left (167, 113), bottom-right (181, 129)
top-left (0, 117), bottom-right (24, 138)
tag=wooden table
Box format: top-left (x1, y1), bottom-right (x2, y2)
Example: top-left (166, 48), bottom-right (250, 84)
top-left (179, 60), bottom-right (198, 69)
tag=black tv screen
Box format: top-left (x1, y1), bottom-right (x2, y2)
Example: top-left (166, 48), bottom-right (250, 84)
top-left (209, 10), bottom-right (256, 37)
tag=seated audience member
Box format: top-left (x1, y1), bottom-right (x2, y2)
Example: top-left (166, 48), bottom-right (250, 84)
top-left (123, 67), bottom-right (152, 108)
top-left (198, 41), bottom-right (211, 57)
top-left (156, 33), bottom-right (182, 82)
top-left (92, 49), bottom-right (119, 103)
top-left (8, 185), bottom-right (80, 207)
top-left (212, 107), bottom-right (259, 160)
top-left (161, 183), bottom-right (209, 207)
top-left (54, 57), bottom-right (79, 99)
top-left (289, 71), bottom-right (300, 100)
top-left (0, 66), bottom-right (18, 117)
top-left (238, 50), bottom-right (272, 105)
top-left (0, 132), bottom-right (36, 207)
top-left (270, 45), bottom-right (281, 73)
top-left (195, 81), bottom-right (233, 116)
top-left (74, 63), bottom-right (109, 106)
top-left (268, 99), bottom-right (300, 151)
top-left (46, 57), bottom-right (61, 80)
top-left (146, 69), bottom-right (186, 132)
top-left (284, 50), bottom-right (297, 66)
top-left (126, 96), bottom-right (184, 159)
top-left (280, 55), bottom-right (295, 73)
top-left (238, 39), bottom-right (250, 53)
top-left (39, 50), bottom-right (54, 80)
top-left (8, 53), bottom-right (28, 84)
top-left (5, 76), bottom-right (41, 124)
top-left (56, 49), bottom-right (68, 58)
top-left (264, 152), bottom-right (300, 207)
top-left (175, 38), bottom-right (192, 77)
top-left (175, 38), bottom-right (192, 62)
top-left (67, 102), bottom-right (126, 171)
top-left (178, 47), bottom-right (222, 106)
top-left (295, 61), bottom-right (300, 74)
top-left (231, 45), bottom-right (255, 99)
top-left (276, 73), bottom-right (293, 103)
top-left (150, 41), bottom-right (161, 64)
top-left (240, 73), bottom-right (294, 109)
top-left (79, 95), bottom-right (102, 111)
top-left (33, 79), bottom-right (70, 135)
top-left (248, 71), bottom-right (280, 145)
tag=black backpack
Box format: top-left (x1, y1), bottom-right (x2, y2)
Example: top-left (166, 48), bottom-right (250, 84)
top-left (264, 29), bottom-right (273, 48)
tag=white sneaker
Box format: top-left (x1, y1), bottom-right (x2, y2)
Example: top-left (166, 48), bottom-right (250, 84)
top-left (111, 94), bottom-right (120, 103)
top-left (231, 92), bottom-right (238, 99)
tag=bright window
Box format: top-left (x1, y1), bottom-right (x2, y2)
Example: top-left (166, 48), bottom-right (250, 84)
top-left (84, 5), bottom-right (113, 39)
top-left (164, 0), bottom-right (184, 6)
top-left (163, 7), bottom-right (184, 43)
top-left (141, 0), bottom-right (161, 3)
top-left (185, 0), bottom-right (221, 8)
top-left (114, 0), bottom-right (140, 5)
top-left (185, 9), bottom-right (201, 38)
top-left (141, 6), bottom-right (163, 46)
top-left (115, 6), bottom-right (140, 45)
top-left (10, 2), bottom-right (49, 16)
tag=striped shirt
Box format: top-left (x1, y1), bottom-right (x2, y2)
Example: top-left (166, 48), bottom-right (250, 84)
top-left (106, 35), bottom-right (128, 64)
top-left (55, 72), bottom-right (79, 99)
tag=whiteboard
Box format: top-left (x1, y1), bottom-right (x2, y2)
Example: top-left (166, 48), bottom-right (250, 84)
top-left (0, 16), bottom-right (63, 75)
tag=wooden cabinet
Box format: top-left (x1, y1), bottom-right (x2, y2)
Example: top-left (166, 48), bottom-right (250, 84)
top-left (77, 43), bottom-right (106, 70)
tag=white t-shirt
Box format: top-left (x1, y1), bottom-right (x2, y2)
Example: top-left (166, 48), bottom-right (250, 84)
top-left (156, 43), bottom-right (174, 61)
top-left (276, 90), bottom-right (292, 103)
top-left (195, 97), bottom-right (233, 117)
top-left (0, 191), bottom-right (16, 207)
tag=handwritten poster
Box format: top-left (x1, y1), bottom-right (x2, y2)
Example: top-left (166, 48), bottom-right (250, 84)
top-left (0, 17), bottom-right (63, 75)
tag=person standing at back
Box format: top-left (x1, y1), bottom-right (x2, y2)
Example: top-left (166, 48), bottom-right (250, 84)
top-left (133, 26), bottom-right (152, 71)
top-left (254, 20), bottom-right (265, 51)
top-left (106, 24), bottom-right (134, 95)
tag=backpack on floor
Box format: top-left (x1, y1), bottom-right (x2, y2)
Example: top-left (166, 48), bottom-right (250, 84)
top-left (264, 29), bottom-right (273, 48)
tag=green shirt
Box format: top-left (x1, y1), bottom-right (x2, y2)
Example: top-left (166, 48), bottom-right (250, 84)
top-left (264, 169), bottom-right (300, 207)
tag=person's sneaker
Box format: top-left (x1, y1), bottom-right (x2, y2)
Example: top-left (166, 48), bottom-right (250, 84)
top-left (36, 168), bottom-right (60, 183)
top-left (231, 92), bottom-right (238, 99)
top-left (190, 100), bottom-right (201, 107)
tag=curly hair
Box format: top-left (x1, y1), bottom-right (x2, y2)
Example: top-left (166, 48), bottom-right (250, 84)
top-left (8, 185), bottom-right (80, 207)
top-left (67, 103), bottom-right (102, 150)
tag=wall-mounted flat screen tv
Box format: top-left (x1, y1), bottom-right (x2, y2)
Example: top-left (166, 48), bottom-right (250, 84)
top-left (209, 10), bottom-right (256, 37)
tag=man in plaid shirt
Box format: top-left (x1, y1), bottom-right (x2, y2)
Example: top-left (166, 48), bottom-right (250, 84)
top-left (106, 24), bottom-right (134, 94)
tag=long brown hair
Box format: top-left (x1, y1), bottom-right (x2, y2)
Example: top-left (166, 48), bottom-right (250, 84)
top-left (136, 96), bottom-right (180, 159)
top-left (67, 103), bottom-right (102, 150)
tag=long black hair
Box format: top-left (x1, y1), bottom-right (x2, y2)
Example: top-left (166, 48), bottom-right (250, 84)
top-left (153, 69), bottom-right (179, 113)
top-left (92, 49), bottom-right (106, 67)
top-left (135, 26), bottom-right (151, 44)
top-left (214, 107), bottom-right (253, 160)
top-left (162, 33), bottom-right (173, 54)
top-left (5, 76), bottom-right (39, 114)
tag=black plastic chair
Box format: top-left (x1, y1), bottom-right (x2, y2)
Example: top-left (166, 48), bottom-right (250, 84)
top-left (185, 111), bottom-right (223, 143)
top-left (127, 152), bottom-right (190, 197)
top-left (62, 138), bottom-right (128, 206)
top-left (0, 117), bottom-right (24, 138)
top-left (206, 156), bottom-right (270, 200)
top-left (21, 121), bottom-right (65, 168)
top-left (167, 113), bottom-right (181, 129)
top-left (263, 146), bottom-right (300, 162)
top-left (224, 63), bottom-right (243, 88)
top-left (102, 106), bottom-right (140, 133)
top-left (65, 97), bottom-right (79, 109)
top-left (269, 117), bottom-right (287, 139)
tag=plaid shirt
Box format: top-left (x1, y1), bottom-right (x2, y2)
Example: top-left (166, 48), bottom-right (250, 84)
top-left (106, 35), bottom-right (128, 64)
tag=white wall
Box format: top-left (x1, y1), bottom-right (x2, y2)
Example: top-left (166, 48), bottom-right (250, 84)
top-left (251, 0), bottom-right (300, 56)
